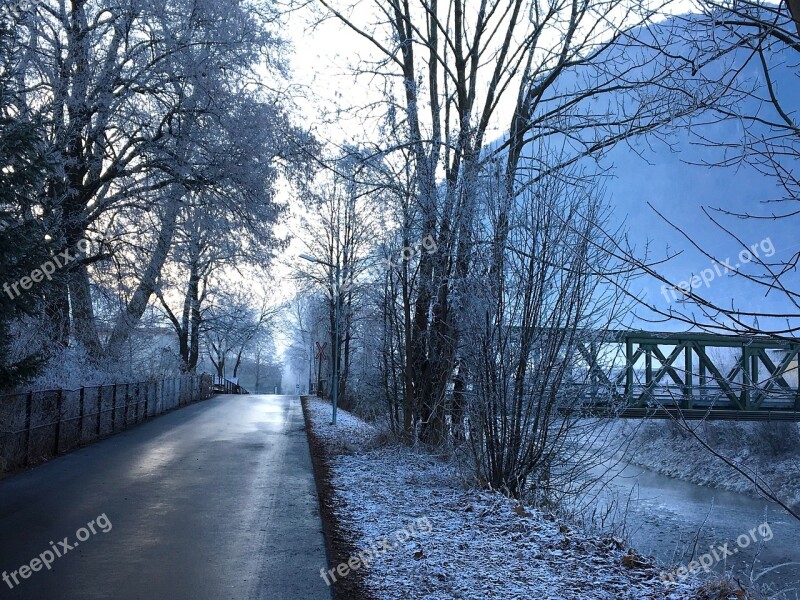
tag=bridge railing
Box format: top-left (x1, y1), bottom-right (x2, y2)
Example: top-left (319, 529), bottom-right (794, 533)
top-left (211, 376), bottom-right (249, 394)
top-left (0, 374), bottom-right (214, 474)
top-left (573, 330), bottom-right (800, 414)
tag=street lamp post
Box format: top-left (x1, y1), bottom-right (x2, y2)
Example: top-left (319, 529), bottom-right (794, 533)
top-left (299, 253), bottom-right (340, 426)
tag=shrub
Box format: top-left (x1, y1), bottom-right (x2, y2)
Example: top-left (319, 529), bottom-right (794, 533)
top-left (752, 422), bottom-right (800, 458)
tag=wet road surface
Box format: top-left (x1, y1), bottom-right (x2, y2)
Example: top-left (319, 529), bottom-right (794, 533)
top-left (0, 394), bottom-right (330, 600)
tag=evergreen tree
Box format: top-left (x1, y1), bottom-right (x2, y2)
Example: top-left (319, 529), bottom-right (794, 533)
top-left (0, 20), bottom-right (50, 389)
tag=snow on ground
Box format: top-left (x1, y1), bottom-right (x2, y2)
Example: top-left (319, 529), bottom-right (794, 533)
top-left (306, 399), bottom-right (698, 599)
top-left (306, 398), bottom-right (380, 454)
top-left (615, 420), bottom-right (800, 509)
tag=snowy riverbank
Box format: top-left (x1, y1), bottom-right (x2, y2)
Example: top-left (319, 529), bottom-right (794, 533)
top-left (616, 420), bottom-right (800, 510)
top-left (303, 398), bottom-right (703, 599)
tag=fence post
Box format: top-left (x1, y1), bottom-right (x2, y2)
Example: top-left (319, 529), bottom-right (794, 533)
top-left (79, 387), bottom-right (85, 441)
top-left (96, 385), bottom-right (102, 437)
top-left (53, 389), bottom-right (63, 457)
top-left (111, 384), bottom-right (117, 433)
top-left (23, 391), bottom-right (32, 468)
top-left (123, 383), bottom-right (129, 428)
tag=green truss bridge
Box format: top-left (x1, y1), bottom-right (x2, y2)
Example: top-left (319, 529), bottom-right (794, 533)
top-left (571, 330), bottom-right (800, 421)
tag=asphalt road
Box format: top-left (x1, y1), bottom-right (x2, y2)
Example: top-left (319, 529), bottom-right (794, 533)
top-left (0, 394), bottom-right (331, 600)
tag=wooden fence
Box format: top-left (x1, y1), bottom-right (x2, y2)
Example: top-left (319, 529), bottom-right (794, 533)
top-left (0, 374), bottom-right (214, 474)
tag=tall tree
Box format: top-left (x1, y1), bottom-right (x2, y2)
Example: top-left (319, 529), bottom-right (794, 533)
top-left (295, 150), bottom-right (384, 406)
top-left (311, 0), bottom-right (716, 443)
top-left (204, 290), bottom-right (276, 380)
top-left (13, 0), bottom-right (297, 360)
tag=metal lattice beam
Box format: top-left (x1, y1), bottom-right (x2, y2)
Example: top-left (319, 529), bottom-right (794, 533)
top-left (574, 330), bottom-right (800, 418)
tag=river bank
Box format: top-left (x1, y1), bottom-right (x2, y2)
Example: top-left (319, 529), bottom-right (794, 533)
top-left (616, 419), bottom-right (800, 510)
top-left (586, 458), bottom-right (800, 598)
top-left (583, 419), bottom-right (800, 598)
top-left (303, 398), bottom-right (699, 599)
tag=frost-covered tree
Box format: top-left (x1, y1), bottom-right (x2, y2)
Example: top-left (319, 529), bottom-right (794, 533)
top-left (204, 290), bottom-right (276, 380)
top-left (310, 0), bottom-right (716, 445)
top-left (295, 149), bottom-right (386, 407)
top-left (12, 0), bottom-right (302, 363)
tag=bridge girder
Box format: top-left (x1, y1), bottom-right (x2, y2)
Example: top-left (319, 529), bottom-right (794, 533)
top-left (573, 330), bottom-right (800, 418)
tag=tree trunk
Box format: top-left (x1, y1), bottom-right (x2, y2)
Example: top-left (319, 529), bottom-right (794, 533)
top-left (69, 265), bottom-right (103, 357)
top-left (105, 196), bottom-right (181, 359)
top-left (789, 0), bottom-right (800, 35)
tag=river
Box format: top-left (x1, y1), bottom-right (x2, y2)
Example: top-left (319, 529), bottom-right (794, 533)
top-left (585, 461), bottom-right (800, 598)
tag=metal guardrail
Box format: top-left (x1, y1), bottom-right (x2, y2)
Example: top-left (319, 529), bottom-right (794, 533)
top-left (0, 374), bottom-right (214, 473)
